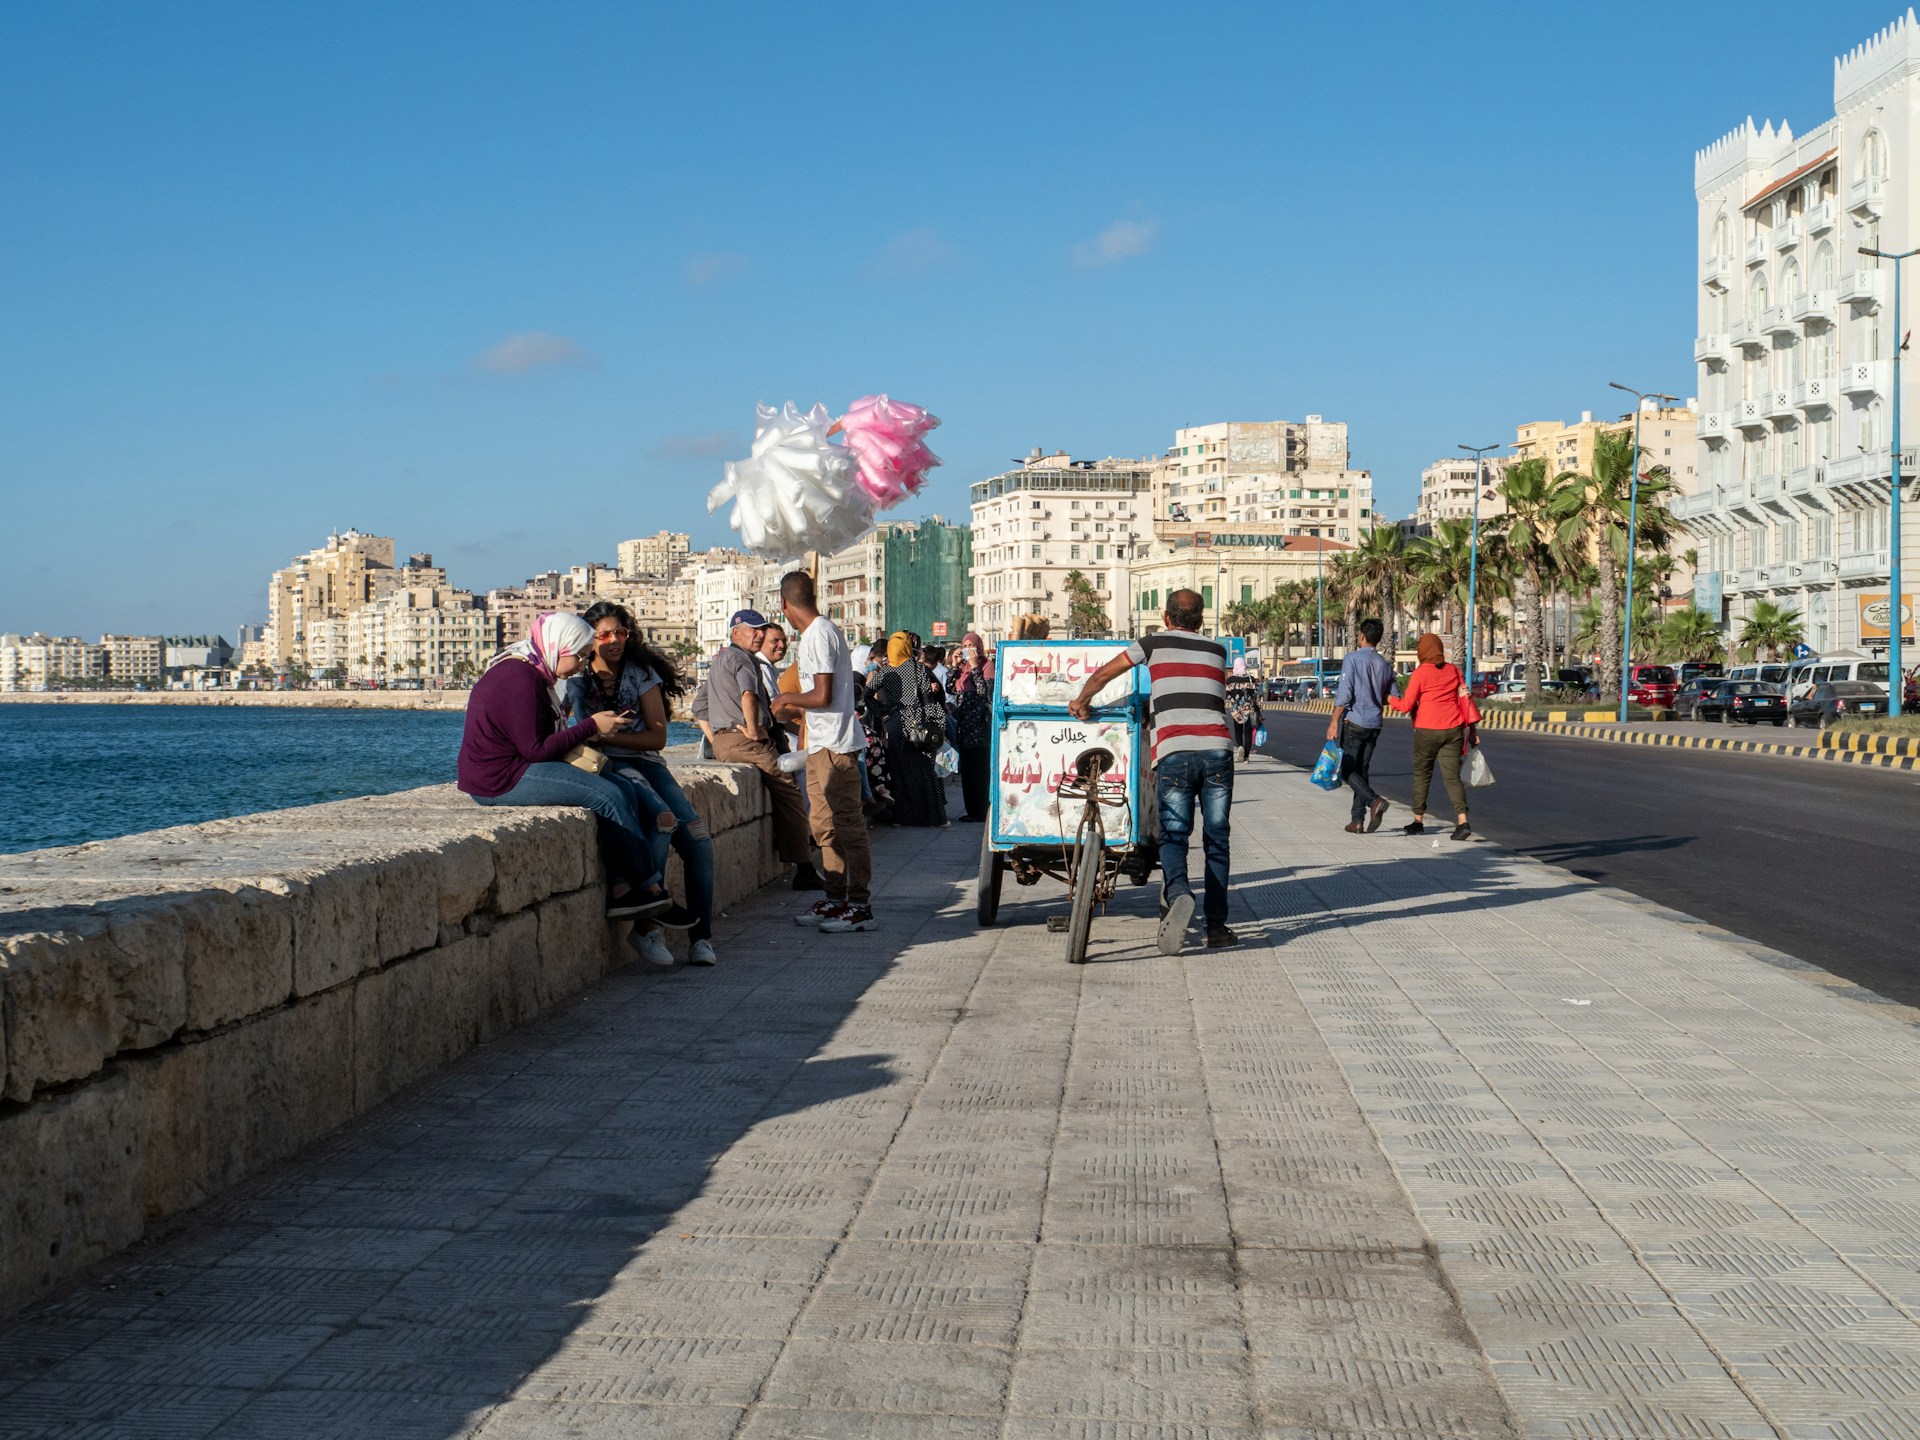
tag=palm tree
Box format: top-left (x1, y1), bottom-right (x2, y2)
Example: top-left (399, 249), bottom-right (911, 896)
top-left (1220, 598), bottom-right (1264, 638)
top-left (1657, 607), bottom-right (1724, 663)
top-left (1344, 523), bottom-right (1407, 654)
top-left (1408, 519), bottom-right (1475, 658)
top-left (1554, 434), bottom-right (1676, 701)
top-left (1737, 600), bottom-right (1804, 661)
top-left (1495, 458), bottom-right (1578, 703)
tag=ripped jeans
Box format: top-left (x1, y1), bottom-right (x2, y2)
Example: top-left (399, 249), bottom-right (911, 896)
top-left (609, 759), bottom-right (716, 941)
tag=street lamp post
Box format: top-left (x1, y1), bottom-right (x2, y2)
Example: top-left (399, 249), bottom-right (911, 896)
top-left (1860, 244), bottom-right (1916, 717)
top-left (1459, 443), bottom-right (1500, 689)
top-left (1606, 382), bottom-right (1680, 722)
top-left (1315, 528), bottom-right (1325, 679)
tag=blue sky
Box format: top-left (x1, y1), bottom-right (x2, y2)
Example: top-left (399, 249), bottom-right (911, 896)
top-left (1, 0), bottom-right (1908, 637)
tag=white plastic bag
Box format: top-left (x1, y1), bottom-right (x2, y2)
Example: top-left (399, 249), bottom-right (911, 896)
top-left (1461, 745), bottom-right (1494, 788)
top-left (934, 742), bottom-right (959, 778)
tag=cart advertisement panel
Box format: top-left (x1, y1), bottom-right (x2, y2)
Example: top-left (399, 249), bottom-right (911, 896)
top-left (995, 641), bottom-right (1136, 709)
top-left (991, 716), bottom-right (1140, 847)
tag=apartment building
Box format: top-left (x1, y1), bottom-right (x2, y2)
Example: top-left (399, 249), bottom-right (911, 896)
top-left (1414, 457), bottom-right (1512, 531)
top-left (616, 531), bottom-right (691, 579)
top-left (1129, 535), bottom-right (1354, 639)
top-left (821, 530), bottom-right (887, 644)
top-left (1513, 407), bottom-right (1699, 491)
top-left (100, 634), bottom-right (164, 684)
top-left (1154, 418), bottom-right (1375, 541)
top-left (1676, 12), bottom-right (1920, 650)
top-left (346, 558), bottom-right (493, 684)
top-left (0, 634), bottom-right (103, 690)
top-left (265, 530), bottom-right (396, 666)
top-left (967, 450), bottom-right (1153, 637)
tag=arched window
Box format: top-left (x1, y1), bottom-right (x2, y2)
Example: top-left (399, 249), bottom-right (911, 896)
top-left (1862, 400), bottom-right (1882, 452)
top-left (1781, 257), bottom-right (1802, 299)
top-left (1813, 241), bottom-right (1836, 290)
top-left (1748, 273), bottom-right (1769, 316)
top-left (1860, 130), bottom-right (1888, 181)
top-left (1711, 213), bottom-right (1729, 260)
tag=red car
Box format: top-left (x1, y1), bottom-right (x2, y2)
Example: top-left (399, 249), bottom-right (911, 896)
top-left (1626, 663), bottom-right (1679, 709)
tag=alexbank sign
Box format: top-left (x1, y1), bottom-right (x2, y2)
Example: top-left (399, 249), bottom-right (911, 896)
top-left (1183, 532), bottom-right (1298, 550)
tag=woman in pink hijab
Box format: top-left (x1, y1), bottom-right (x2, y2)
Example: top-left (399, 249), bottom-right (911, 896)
top-left (948, 631), bottom-right (995, 822)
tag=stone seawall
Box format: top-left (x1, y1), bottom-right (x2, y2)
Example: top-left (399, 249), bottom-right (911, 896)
top-left (0, 765), bottom-right (782, 1316)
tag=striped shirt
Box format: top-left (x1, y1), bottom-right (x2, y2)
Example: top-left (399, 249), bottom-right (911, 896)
top-left (1126, 630), bottom-right (1233, 761)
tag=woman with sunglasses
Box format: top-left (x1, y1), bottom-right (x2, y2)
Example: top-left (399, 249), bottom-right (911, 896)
top-left (563, 602), bottom-right (718, 968)
top-left (460, 611), bottom-right (694, 931)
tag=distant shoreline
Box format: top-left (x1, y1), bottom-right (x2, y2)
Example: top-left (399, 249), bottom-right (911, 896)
top-left (0, 690), bottom-right (470, 711)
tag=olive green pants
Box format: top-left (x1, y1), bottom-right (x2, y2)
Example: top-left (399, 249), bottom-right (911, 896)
top-left (1410, 726), bottom-right (1467, 819)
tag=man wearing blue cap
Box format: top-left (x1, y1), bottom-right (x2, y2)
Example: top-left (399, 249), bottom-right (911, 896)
top-left (706, 608), bottom-right (814, 878)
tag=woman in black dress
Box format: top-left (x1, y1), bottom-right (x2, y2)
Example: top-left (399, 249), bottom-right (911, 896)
top-left (874, 630), bottom-right (948, 827)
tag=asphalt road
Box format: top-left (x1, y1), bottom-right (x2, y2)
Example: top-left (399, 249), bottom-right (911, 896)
top-left (1257, 709), bottom-right (1920, 1003)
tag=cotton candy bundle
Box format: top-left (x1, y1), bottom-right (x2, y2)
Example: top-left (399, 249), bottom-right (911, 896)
top-left (837, 394), bottom-right (942, 509)
top-left (709, 402), bottom-right (874, 559)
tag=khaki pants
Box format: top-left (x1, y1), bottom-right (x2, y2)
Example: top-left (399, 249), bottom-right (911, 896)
top-left (806, 748), bottom-right (872, 905)
top-left (1410, 726), bottom-right (1468, 820)
top-left (710, 731), bottom-right (811, 865)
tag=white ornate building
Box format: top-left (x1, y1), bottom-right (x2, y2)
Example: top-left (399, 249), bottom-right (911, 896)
top-left (1678, 12), bottom-right (1920, 652)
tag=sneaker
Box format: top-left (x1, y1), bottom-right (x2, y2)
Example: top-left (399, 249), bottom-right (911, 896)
top-left (607, 891), bottom-right (670, 920)
top-left (819, 905), bottom-right (878, 933)
top-left (1449, 823), bottom-right (1472, 842)
top-left (1367, 798), bottom-right (1390, 833)
top-left (791, 865), bottom-right (826, 892)
top-left (1205, 927), bottom-right (1240, 949)
top-left (651, 903), bottom-right (698, 931)
top-left (795, 899), bottom-right (845, 927)
top-left (688, 940), bottom-right (717, 967)
top-left (628, 929), bottom-right (674, 969)
top-left (1157, 892), bottom-right (1194, 956)
top-left (1400, 820), bottom-right (1424, 837)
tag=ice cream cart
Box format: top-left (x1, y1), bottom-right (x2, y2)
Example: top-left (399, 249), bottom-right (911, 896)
top-left (974, 639), bottom-right (1156, 964)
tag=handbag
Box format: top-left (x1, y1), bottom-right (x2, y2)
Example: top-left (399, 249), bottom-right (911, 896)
top-left (563, 745), bottom-right (609, 775)
top-left (902, 668), bottom-right (945, 754)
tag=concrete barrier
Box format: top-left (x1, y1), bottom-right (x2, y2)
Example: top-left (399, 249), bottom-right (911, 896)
top-left (0, 764), bottom-right (782, 1316)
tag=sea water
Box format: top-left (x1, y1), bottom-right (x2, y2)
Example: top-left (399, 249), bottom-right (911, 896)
top-left (0, 705), bottom-right (699, 854)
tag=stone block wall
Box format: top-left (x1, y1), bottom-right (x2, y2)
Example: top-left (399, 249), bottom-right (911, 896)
top-left (0, 764), bottom-right (782, 1316)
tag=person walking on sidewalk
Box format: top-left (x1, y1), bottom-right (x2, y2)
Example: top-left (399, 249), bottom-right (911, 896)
top-left (1389, 632), bottom-right (1480, 842)
top-left (1328, 618), bottom-right (1394, 835)
top-left (772, 571), bottom-right (878, 934)
top-left (703, 609), bottom-right (822, 886)
top-left (1069, 588), bottom-right (1238, 955)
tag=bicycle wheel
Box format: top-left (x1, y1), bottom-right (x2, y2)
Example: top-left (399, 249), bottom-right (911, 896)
top-left (976, 823), bottom-right (1004, 927)
top-left (1064, 806), bottom-right (1103, 965)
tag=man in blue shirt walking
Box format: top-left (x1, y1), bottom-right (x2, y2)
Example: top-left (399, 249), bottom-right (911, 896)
top-left (1327, 618), bottom-right (1394, 833)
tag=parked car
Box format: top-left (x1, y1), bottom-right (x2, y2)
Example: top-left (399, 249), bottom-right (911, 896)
top-left (1712, 680), bottom-right (1788, 725)
top-left (1679, 661), bottom-right (1725, 690)
top-left (1674, 677), bottom-right (1726, 715)
top-left (1626, 663), bottom-right (1680, 709)
top-left (1788, 681), bottom-right (1890, 730)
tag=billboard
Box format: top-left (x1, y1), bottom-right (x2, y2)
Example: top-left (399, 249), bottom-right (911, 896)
top-left (1693, 570), bottom-right (1723, 619)
top-left (1858, 593), bottom-right (1915, 643)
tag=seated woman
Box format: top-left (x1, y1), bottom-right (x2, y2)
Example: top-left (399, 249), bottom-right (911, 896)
top-left (457, 611), bottom-right (694, 933)
top-left (563, 603), bottom-right (717, 968)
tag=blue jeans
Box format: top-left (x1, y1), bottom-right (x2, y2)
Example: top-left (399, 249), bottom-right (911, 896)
top-left (608, 759), bottom-right (715, 942)
top-left (1156, 748), bottom-right (1234, 930)
top-left (474, 761), bottom-right (662, 894)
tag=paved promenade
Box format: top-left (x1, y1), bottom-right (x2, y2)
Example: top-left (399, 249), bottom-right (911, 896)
top-left (4, 762), bottom-right (1920, 1438)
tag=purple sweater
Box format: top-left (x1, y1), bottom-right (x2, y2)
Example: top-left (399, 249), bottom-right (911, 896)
top-left (457, 659), bottom-right (600, 798)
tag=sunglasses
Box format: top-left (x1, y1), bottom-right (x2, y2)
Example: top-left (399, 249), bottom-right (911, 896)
top-left (595, 628), bottom-right (630, 641)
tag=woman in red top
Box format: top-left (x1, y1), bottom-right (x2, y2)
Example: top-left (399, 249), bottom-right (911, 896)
top-left (1387, 633), bottom-right (1480, 840)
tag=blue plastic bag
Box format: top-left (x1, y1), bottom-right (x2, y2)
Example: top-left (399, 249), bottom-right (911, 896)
top-left (1254, 724), bottom-right (1268, 748)
top-left (1309, 740), bottom-right (1342, 790)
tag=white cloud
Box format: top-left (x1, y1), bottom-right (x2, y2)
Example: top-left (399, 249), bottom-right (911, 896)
top-left (474, 332), bottom-right (596, 375)
top-left (685, 251), bottom-right (748, 287)
top-left (873, 226), bottom-right (961, 275)
top-left (1072, 218), bottom-right (1159, 268)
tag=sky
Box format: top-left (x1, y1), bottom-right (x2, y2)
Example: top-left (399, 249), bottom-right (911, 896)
top-left (1, 0), bottom-right (1910, 638)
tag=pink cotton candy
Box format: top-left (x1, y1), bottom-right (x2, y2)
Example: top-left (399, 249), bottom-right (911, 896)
top-left (837, 393), bottom-right (943, 509)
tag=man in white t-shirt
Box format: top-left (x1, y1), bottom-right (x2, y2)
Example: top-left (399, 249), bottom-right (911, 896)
top-left (771, 570), bottom-right (875, 932)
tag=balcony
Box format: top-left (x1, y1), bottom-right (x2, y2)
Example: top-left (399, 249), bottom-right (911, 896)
top-left (1761, 563), bottom-right (1794, 588)
top-left (1734, 397), bottom-right (1769, 432)
top-left (1750, 474), bottom-right (1780, 505)
top-left (1839, 270), bottom-right (1885, 308)
top-left (1702, 254), bottom-right (1732, 291)
top-left (1792, 375), bottom-right (1835, 412)
top-left (1728, 480), bottom-right (1766, 521)
top-left (1731, 319), bottom-right (1767, 352)
top-left (1726, 568), bottom-right (1762, 592)
top-left (1806, 199), bottom-right (1837, 236)
top-left (1694, 333), bottom-right (1731, 365)
top-left (1761, 305), bottom-right (1796, 339)
top-left (1789, 289), bottom-right (1836, 327)
top-left (1849, 175), bottom-right (1885, 219)
top-left (1745, 235), bottom-right (1768, 267)
top-left (1839, 549), bottom-right (1890, 580)
top-left (1841, 359), bottom-right (1889, 397)
top-left (1774, 218), bottom-right (1802, 252)
top-left (1782, 465), bottom-right (1818, 499)
top-left (1697, 410), bottom-right (1730, 441)
top-left (1763, 388), bottom-right (1796, 420)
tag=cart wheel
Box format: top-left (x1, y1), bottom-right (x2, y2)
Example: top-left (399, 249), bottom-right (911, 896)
top-left (975, 824), bottom-right (1004, 927)
top-left (1064, 809), bottom-right (1103, 965)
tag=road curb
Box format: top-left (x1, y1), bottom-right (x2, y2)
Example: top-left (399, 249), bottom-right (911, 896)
top-left (1266, 701), bottom-right (1920, 771)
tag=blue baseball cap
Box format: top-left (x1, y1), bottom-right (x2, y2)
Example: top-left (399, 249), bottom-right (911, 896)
top-left (729, 608), bottom-right (768, 629)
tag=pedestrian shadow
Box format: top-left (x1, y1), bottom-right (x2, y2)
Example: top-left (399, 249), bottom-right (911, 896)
top-left (1511, 834), bottom-right (1694, 865)
top-left (0, 919), bottom-right (910, 1437)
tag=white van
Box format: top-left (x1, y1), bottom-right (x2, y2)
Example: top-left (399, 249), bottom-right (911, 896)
top-left (1725, 662), bottom-right (1790, 686)
top-left (1784, 657), bottom-right (1891, 700)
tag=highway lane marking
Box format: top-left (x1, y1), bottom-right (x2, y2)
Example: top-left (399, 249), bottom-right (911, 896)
top-left (1732, 824), bottom-right (1800, 843)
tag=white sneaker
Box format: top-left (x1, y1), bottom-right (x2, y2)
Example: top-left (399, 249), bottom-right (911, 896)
top-left (688, 940), bottom-right (717, 967)
top-left (795, 900), bottom-right (844, 927)
top-left (629, 929), bottom-right (674, 968)
top-left (819, 905), bottom-right (878, 933)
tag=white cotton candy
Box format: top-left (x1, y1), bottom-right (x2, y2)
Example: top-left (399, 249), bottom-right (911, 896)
top-left (708, 402), bottom-right (874, 560)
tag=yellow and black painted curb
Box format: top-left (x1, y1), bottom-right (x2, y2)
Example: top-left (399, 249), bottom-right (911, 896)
top-left (1266, 701), bottom-right (1919, 771)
